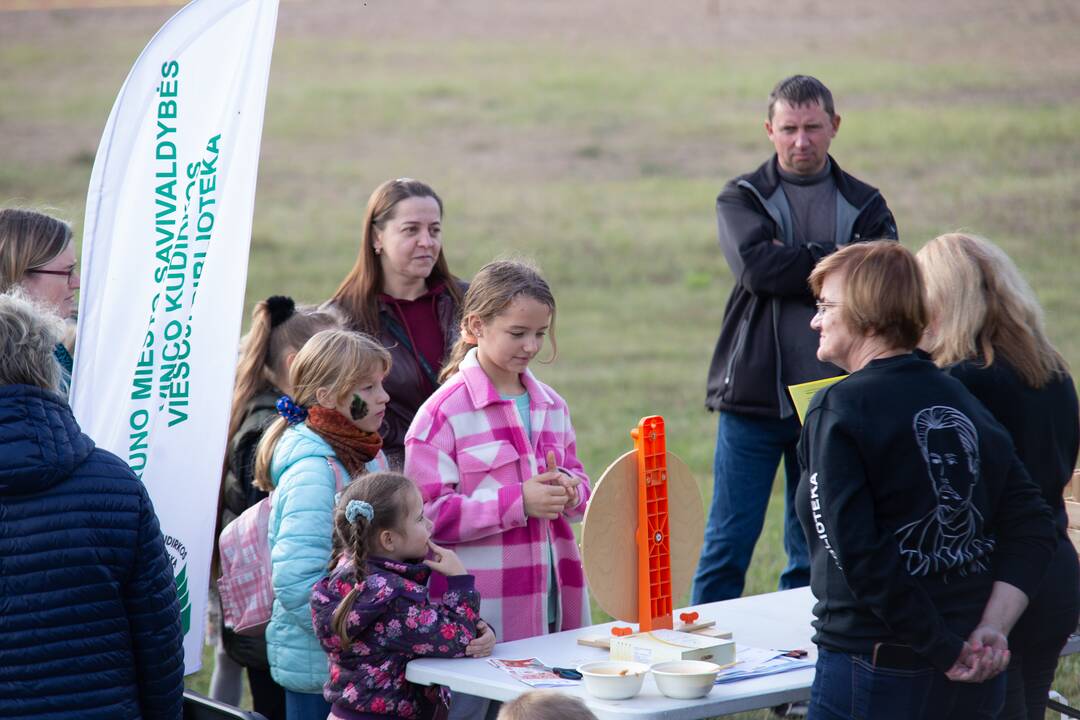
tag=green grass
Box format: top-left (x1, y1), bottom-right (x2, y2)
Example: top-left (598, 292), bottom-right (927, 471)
top-left (4, 3), bottom-right (1080, 718)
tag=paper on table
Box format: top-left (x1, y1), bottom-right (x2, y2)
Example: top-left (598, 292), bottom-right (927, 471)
top-left (787, 375), bottom-right (847, 424)
top-left (713, 645), bottom-right (815, 684)
top-left (488, 658), bottom-right (581, 688)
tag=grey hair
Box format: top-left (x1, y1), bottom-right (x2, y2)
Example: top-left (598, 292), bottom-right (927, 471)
top-left (0, 289), bottom-right (65, 390)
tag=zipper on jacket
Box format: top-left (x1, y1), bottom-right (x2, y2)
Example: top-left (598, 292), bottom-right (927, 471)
top-left (722, 312), bottom-right (751, 399)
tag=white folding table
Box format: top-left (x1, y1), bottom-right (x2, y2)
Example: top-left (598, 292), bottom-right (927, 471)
top-left (407, 587), bottom-right (818, 720)
top-left (409, 586), bottom-right (1080, 719)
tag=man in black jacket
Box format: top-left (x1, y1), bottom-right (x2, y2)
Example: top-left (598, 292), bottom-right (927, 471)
top-left (694, 75), bottom-right (899, 603)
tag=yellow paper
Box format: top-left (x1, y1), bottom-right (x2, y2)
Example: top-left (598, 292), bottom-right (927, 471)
top-left (788, 375), bottom-right (847, 423)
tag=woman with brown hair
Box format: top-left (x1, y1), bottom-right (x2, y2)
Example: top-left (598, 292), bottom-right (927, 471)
top-left (797, 241), bottom-right (1056, 719)
top-left (917, 233), bottom-right (1079, 720)
top-left (0, 208), bottom-right (80, 394)
top-left (328, 178), bottom-right (466, 469)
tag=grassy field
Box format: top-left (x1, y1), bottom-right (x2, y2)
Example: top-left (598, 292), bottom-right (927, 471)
top-left (2, 1), bottom-right (1079, 717)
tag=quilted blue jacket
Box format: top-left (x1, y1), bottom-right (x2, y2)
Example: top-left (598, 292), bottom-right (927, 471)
top-left (0, 384), bottom-right (184, 719)
top-left (265, 423), bottom-right (386, 694)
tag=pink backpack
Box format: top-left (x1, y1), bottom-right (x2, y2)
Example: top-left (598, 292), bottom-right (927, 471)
top-left (218, 456), bottom-right (346, 636)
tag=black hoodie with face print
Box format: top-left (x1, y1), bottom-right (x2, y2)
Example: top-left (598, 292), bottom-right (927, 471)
top-left (795, 352), bottom-right (1055, 671)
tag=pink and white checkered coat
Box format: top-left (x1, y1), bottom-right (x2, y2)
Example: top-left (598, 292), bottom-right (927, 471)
top-left (404, 348), bottom-right (592, 642)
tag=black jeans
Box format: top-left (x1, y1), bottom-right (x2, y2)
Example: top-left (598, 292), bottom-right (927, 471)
top-left (999, 537), bottom-right (1080, 720)
top-left (248, 665), bottom-right (286, 720)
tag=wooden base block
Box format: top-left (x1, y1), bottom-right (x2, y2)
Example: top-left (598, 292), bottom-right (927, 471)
top-left (576, 621), bottom-right (732, 649)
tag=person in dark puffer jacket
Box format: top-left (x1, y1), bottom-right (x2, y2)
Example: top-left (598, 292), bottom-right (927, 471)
top-left (0, 290), bottom-right (184, 720)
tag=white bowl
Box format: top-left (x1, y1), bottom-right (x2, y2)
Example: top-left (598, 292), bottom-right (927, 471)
top-left (650, 660), bottom-right (722, 699)
top-left (576, 660), bottom-right (650, 700)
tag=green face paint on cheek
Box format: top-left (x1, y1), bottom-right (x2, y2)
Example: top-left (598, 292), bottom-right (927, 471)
top-left (350, 394), bottom-right (368, 421)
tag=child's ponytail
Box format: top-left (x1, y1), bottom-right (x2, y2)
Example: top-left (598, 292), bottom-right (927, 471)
top-left (330, 506), bottom-right (372, 644)
top-left (227, 297), bottom-right (340, 486)
top-left (327, 471), bottom-right (416, 644)
top-left (438, 333), bottom-right (475, 384)
top-left (253, 417), bottom-right (289, 493)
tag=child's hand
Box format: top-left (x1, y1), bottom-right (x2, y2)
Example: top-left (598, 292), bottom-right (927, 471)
top-left (465, 620), bottom-right (496, 657)
top-left (523, 468), bottom-right (568, 519)
top-left (423, 541), bottom-right (467, 577)
top-left (544, 450), bottom-right (580, 511)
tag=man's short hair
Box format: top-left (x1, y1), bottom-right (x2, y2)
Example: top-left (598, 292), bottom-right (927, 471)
top-left (768, 75), bottom-right (835, 120)
top-left (809, 241), bottom-right (927, 351)
top-left (0, 290), bottom-right (64, 390)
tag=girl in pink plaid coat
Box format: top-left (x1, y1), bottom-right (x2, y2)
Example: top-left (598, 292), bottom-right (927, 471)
top-left (404, 260), bottom-right (591, 643)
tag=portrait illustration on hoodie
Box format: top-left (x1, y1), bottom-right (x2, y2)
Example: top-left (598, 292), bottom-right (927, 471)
top-left (895, 405), bottom-right (994, 577)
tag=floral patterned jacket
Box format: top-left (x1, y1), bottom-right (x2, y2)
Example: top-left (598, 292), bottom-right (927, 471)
top-left (311, 556), bottom-right (480, 719)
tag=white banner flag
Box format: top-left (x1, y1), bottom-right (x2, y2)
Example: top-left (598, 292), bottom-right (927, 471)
top-left (71, 0), bottom-right (280, 674)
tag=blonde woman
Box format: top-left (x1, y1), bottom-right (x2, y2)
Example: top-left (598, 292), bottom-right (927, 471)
top-left (918, 233), bottom-right (1079, 720)
top-left (0, 208), bottom-right (80, 394)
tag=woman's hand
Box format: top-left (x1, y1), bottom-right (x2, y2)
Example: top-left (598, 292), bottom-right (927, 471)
top-left (945, 627), bottom-right (1010, 683)
top-left (465, 620), bottom-right (496, 657)
top-left (423, 540), bottom-right (467, 577)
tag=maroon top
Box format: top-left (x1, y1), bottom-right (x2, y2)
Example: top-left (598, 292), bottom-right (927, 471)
top-left (379, 284), bottom-right (446, 397)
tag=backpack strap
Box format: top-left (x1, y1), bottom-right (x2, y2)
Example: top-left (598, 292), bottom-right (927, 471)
top-left (326, 456), bottom-right (347, 492)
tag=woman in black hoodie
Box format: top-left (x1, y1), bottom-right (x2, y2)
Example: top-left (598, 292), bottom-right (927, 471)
top-left (796, 241), bottom-right (1055, 720)
top-left (918, 233), bottom-right (1079, 720)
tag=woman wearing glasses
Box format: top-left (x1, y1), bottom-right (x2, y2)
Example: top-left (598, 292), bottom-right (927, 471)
top-left (0, 208), bottom-right (80, 395)
top-left (797, 241), bottom-right (1056, 720)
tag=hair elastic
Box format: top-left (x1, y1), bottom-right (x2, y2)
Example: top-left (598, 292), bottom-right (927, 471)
top-left (346, 500), bottom-right (374, 524)
top-left (266, 295), bottom-right (296, 328)
top-left (276, 394), bottom-right (308, 425)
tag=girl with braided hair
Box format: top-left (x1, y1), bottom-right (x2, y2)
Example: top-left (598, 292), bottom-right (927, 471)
top-left (312, 472), bottom-right (489, 720)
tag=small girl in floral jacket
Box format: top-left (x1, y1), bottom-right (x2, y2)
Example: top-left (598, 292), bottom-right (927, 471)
top-left (312, 471), bottom-right (493, 720)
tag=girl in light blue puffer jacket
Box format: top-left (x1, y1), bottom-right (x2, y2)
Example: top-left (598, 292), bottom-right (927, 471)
top-left (253, 329), bottom-right (391, 719)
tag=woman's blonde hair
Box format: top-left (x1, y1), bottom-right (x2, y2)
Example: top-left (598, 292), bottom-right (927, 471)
top-left (330, 178), bottom-right (463, 334)
top-left (327, 471), bottom-right (416, 644)
top-left (0, 208), bottom-right (72, 291)
top-left (439, 259), bottom-right (557, 383)
top-left (916, 232), bottom-right (1067, 387)
top-left (253, 329), bottom-right (391, 491)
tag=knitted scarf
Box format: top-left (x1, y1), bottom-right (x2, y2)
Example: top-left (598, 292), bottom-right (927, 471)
top-left (306, 406), bottom-right (383, 478)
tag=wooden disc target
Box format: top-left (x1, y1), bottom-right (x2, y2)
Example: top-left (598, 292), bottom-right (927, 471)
top-left (580, 449), bottom-right (704, 623)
